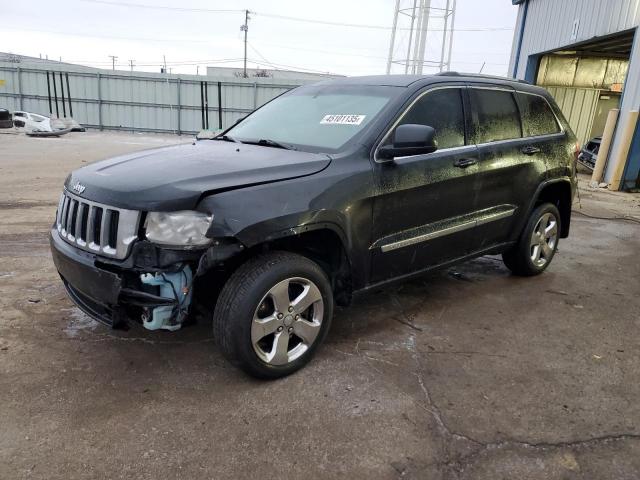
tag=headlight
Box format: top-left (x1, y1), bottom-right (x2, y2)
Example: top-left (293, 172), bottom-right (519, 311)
top-left (144, 211), bottom-right (213, 247)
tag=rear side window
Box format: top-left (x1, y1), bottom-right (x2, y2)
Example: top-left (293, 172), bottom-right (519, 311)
top-left (517, 93), bottom-right (561, 137)
top-left (396, 88), bottom-right (465, 149)
top-left (469, 89), bottom-right (521, 143)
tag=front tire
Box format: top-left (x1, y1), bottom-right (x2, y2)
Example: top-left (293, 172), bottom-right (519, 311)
top-left (502, 202), bottom-right (561, 276)
top-left (213, 251), bottom-right (333, 379)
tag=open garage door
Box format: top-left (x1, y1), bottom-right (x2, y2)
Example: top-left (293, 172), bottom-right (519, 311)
top-left (533, 29), bottom-right (633, 148)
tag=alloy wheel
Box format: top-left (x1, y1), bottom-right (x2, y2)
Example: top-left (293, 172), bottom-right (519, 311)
top-left (251, 277), bottom-right (324, 365)
top-left (530, 212), bottom-right (558, 268)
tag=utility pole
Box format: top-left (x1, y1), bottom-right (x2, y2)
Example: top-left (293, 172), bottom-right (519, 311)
top-left (240, 9), bottom-right (250, 78)
top-left (129, 59), bottom-right (135, 71)
top-left (163, 55), bottom-right (167, 74)
top-left (109, 55), bottom-right (118, 70)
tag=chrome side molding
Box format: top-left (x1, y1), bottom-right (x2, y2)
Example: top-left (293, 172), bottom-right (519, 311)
top-left (375, 205), bottom-right (516, 253)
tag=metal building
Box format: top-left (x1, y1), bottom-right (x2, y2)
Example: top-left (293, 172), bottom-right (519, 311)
top-left (205, 66), bottom-right (341, 82)
top-left (509, 0), bottom-right (640, 190)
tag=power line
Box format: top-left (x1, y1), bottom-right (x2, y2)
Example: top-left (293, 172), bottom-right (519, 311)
top-left (245, 56), bottom-right (340, 75)
top-left (247, 43), bottom-right (274, 67)
top-left (250, 41), bottom-right (508, 66)
top-left (255, 40), bottom-right (510, 64)
top-left (245, 44), bottom-right (339, 75)
top-left (64, 58), bottom-right (246, 67)
top-left (253, 41), bottom-right (388, 61)
top-left (78, 0), bottom-right (513, 32)
top-left (254, 11), bottom-right (511, 32)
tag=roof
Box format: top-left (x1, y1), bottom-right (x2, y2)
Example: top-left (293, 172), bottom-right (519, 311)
top-left (314, 72), bottom-right (535, 88)
top-left (0, 52), bottom-right (98, 72)
top-left (320, 75), bottom-right (428, 87)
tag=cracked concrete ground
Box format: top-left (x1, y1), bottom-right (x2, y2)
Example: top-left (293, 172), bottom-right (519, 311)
top-left (1, 131), bottom-right (639, 479)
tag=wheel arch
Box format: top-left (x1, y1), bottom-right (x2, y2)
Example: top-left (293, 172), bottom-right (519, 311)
top-left (244, 225), bottom-right (354, 307)
top-left (199, 223), bottom-right (354, 307)
top-left (533, 178), bottom-right (573, 238)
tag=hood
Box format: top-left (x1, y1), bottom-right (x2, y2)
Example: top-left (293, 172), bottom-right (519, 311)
top-left (66, 141), bottom-right (331, 211)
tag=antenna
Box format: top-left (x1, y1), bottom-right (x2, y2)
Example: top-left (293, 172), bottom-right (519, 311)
top-left (386, 0), bottom-right (457, 75)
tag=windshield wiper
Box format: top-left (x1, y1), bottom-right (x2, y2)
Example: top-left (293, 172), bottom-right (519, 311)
top-left (212, 134), bottom-right (239, 143)
top-left (243, 138), bottom-right (297, 150)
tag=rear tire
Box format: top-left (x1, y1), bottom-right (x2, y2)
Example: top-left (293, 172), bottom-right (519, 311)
top-left (213, 251), bottom-right (333, 379)
top-left (502, 202), bottom-right (561, 276)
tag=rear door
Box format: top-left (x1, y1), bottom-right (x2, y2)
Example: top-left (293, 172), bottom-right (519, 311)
top-left (516, 91), bottom-right (569, 180)
top-left (466, 86), bottom-right (547, 252)
top-left (369, 85), bottom-right (480, 283)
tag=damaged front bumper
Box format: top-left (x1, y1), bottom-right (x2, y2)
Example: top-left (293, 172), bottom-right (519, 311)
top-left (50, 228), bottom-right (202, 330)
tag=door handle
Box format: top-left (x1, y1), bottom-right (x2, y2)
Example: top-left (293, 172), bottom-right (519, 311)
top-left (453, 158), bottom-right (477, 168)
top-left (521, 146), bottom-right (541, 155)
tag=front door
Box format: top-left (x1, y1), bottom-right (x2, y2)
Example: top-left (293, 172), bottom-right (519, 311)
top-left (369, 86), bottom-right (479, 284)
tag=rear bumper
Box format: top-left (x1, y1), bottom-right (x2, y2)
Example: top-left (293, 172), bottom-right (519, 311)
top-left (50, 228), bottom-right (122, 326)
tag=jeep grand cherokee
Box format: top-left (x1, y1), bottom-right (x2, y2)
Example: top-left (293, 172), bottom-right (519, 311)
top-left (50, 73), bottom-right (578, 378)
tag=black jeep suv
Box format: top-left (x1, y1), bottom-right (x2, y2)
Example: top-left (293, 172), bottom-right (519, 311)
top-left (51, 73), bottom-right (577, 378)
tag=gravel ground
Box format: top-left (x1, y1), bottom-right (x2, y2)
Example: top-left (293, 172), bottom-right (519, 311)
top-left (1, 131), bottom-right (639, 479)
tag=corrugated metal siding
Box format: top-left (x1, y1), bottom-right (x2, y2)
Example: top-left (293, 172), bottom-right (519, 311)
top-left (546, 86), bottom-right (599, 144)
top-left (509, 0), bottom-right (640, 184)
top-left (512, 0), bottom-right (640, 77)
top-left (0, 64), bottom-right (310, 134)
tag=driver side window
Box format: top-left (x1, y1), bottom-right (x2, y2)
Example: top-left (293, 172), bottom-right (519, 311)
top-left (396, 88), bottom-right (466, 150)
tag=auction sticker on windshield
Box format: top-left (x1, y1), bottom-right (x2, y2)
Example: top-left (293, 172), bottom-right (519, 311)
top-left (320, 114), bottom-right (366, 125)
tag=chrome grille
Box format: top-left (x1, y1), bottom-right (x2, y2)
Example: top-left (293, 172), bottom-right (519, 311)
top-left (56, 189), bottom-right (141, 260)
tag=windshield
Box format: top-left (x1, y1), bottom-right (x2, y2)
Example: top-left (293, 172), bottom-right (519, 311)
top-left (225, 84), bottom-right (401, 153)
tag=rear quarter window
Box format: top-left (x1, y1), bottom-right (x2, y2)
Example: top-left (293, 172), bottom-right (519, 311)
top-left (516, 92), bottom-right (561, 137)
top-left (469, 88), bottom-right (522, 143)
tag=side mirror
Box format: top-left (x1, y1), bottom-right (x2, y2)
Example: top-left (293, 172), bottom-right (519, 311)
top-left (378, 124), bottom-right (438, 160)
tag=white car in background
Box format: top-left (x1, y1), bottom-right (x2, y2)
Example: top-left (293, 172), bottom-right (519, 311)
top-left (12, 111), bottom-right (71, 137)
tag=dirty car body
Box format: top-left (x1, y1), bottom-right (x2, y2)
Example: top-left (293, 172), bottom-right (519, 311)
top-left (50, 73), bottom-right (578, 377)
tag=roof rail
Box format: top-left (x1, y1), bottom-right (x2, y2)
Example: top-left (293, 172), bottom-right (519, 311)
top-left (434, 71), bottom-right (532, 85)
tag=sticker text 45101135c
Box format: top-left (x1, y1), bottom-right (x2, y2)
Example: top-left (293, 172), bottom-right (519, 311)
top-left (320, 114), bottom-right (366, 125)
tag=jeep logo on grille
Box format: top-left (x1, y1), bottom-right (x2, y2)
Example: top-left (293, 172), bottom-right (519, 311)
top-left (71, 182), bottom-right (86, 195)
